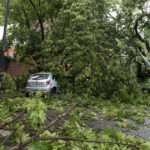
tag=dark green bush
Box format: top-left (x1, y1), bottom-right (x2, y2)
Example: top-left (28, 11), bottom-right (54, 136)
top-left (1, 72), bottom-right (16, 94)
top-left (13, 74), bottom-right (30, 90)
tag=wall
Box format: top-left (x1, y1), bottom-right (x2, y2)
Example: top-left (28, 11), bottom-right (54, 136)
top-left (3, 60), bottom-right (35, 77)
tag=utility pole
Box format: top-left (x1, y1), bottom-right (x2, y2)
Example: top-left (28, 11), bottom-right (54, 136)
top-left (0, 0), bottom-right (10, 86)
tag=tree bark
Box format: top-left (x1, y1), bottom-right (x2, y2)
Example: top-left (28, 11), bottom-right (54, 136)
top-left (29, 0), bottom-right (44, 40)
top-left (21, 5), bottom-right (30, 29)
top-left (134, 14), bottom-right (150, 52)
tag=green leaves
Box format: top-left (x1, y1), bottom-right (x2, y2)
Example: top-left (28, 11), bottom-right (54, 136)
top-left (0, 93), bottom-right (150, 149)
top-left (35, 0), bottom-right (148, 101)
top-left (1, 72), bottom-right (16, 94)
top-left (140, 142), bottom-right (150, 150)
top-left (39, 0), bottom-right (114, 96)
top-left (24, 97), bottom-right (46, 128)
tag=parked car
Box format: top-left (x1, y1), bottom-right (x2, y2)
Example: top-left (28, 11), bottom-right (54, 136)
top-left (25, 73), bottom-right (59, 96)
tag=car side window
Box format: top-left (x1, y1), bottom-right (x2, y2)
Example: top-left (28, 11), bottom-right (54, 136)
top-left (51, 75), bottom-right (55, 80)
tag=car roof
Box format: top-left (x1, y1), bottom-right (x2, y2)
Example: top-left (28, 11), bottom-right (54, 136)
top-left (30, 73), bottom-right (52, 77)
top-left (33, 73), bottom-right (52, 75)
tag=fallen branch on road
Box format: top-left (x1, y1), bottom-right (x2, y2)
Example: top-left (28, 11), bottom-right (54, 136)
top-left (0, 132), bottom-right (14, 146)
top-left (8, 103), bottom-right (77, 150)
top-left (8, 135), bottom-right (140, 150)
top-left (34, 136), bottom-right (140, 149)
top-left (2, 102), bottom-right (141, 150)
top-left (0, 110), bottom-right (26, 129)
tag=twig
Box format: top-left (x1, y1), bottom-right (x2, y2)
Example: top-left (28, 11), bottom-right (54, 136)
top-left (0, 110), bottom-right (26, 129)
top-left (0, 132), bottom-right (13, 146)
top-left (2, 127), bottom-right (16, 131)
top-left (0, 95), bottom-right (18, 99)
top-left (77, 141), bottom-right (86, 150)
top-left (34, 136), bottom-right (139, 149)
top-left (8, 103), bottom-right (77, 150)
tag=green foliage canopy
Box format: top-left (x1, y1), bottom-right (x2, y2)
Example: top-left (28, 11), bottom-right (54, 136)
top-left (37, 0), bottom-right (144, 100)
top-left (0, 0), bottom-right (64, 60)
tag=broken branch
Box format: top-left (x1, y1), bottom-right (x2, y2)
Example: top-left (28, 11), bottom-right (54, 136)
top-left (8, 103), bottom-right (77, 150)
top-left (34, 136), bottom-right (140, 149)
top-left (0, 110), bottom-right (26, 129)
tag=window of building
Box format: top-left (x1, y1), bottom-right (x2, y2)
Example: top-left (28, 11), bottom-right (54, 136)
top-left (10, 52), bottom-right (15, 58)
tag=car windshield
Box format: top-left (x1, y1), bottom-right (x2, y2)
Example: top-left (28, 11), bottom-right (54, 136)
top-left (30, 74), bottom-right (49, 80)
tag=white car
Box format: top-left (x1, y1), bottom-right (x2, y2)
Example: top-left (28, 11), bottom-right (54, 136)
top-left (25, 73), bottom-right (59, 96)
